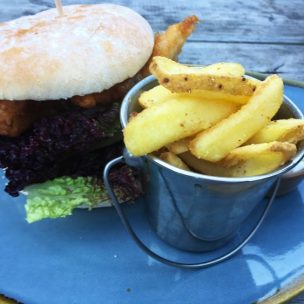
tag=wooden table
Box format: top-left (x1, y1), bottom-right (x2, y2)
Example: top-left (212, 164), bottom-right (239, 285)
top-left (1, 0), bottom-right (303, 80)
top-left (0, 1), bottom-right (303, 303)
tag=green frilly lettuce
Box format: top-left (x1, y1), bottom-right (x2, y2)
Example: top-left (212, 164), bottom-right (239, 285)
top-left (24, 176), bottom-right (112, 223)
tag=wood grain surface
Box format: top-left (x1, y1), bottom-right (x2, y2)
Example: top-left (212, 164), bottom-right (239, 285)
top-left (0, 1), bottom-right (303, 303)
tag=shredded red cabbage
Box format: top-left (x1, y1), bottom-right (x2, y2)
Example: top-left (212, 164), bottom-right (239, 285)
top-left (0, 103), bottom-right (132, 196)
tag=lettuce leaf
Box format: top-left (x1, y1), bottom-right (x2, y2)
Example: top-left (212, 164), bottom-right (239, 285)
top-left (23, 165), bottom-right (142, 223)
top-left (24, 176), bottom-right (113, 223)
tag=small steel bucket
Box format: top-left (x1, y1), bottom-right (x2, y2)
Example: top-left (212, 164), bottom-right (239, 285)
top-left (104, 75), bottom-right (304, 268)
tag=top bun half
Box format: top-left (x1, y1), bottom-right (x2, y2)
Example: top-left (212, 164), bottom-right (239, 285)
top-left (0, 4), bottom-right (154, 101)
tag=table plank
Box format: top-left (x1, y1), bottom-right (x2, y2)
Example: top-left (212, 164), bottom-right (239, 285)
top-left (179, 42), bottom-right (304, 80)
top-left (1, 0), bottom-right (304, 44)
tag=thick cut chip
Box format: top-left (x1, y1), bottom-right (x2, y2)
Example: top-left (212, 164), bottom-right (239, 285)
top-left (139, 85), bottom-right (173, 108)
top-left (124, 97), bottom-right (239, 156)
top-left (194, 62), bottom-right (245, 76)
top-left (167, 137), bottom-right (190, 154)
top-left (189, 75), bottom-right (283, 162)
top-left (140, 62), bottom-right (248, 108)
top-left (150, 57), bottom-right (246, 77)
top-left (160, 152), bottom-right (190, 170)
top-left (139, 85), bottom-right (251, 107)
top-left (140, 85), bottom-right (253, 107)
top-left (247, 119), bottom-right (304, 144)
top-left (181, 141), bottom-right (296, 177)
top-left (149, 57), bottom-right (259, 98)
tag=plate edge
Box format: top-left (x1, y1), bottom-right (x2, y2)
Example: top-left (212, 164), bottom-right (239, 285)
top-left (259, 274), bottom-right (304, 304)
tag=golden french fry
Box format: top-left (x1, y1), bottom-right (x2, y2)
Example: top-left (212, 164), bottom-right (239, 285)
top-left (188, 89), bottom-right (250, 104)
top-left (139, 85), bottom-right (173, 108)
top-left (150, 57), bottom-right (246, 76)
top-left (247, 119), bottom-right (304, 144)
top-left (189, 75), bottom-right (283, 162)
top-left (124, 97), bottom-right (239, 156)
top-left (166, 137), bottom-right (190, 154)
top-left (149, 56), bottom-right (259, 97)
top-left (181, 141), bottom-right (296, 177)
top-left (195, 62), bottom-right (245, 76)
top-left (139, 85), bottom-right (251, 108)
top-left (160, 152), bottom-right (190, 170)
top-left (140, 62), bottom-right (248, 108)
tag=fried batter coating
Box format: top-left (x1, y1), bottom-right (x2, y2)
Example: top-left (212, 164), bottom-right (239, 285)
top-left (72, 16), bottom-right (199, 108)
top-left (142, 15), bottom-right (199, 76)
top-left (71, 74), bottom-right (143, 108)
top-left (0, 100), bottom-right (32, 137)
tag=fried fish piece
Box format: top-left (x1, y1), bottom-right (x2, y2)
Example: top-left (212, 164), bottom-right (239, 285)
top-left (141, 15), bottom-right (199, 77)
top-left (71, 74), bottom-right (143, 108)
top-left (0, 100), bottom-right (32, 137)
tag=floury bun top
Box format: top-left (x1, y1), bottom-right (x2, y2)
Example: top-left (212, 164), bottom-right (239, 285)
top-left (0, 4), bottom-right (154, 101)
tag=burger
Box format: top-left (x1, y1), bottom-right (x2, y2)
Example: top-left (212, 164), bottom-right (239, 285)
top-left (0, 4), bottom-right (198, 222)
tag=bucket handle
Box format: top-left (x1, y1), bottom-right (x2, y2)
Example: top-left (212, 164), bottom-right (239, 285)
top-left (103, 155), bottom-right (280, 269)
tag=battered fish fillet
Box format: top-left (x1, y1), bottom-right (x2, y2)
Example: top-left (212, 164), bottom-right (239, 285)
top-left (0, 100), bottom-right (32, 137)
top-left (0, 16), bottom-right (199, 136)
top-left (70, 73), bottom-right (144, 108)
top-left (141, 15), bottom-right (199, 76)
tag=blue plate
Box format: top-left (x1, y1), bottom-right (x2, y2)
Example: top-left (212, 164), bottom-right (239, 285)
top-left (0, 85), bottom-right (304, 304)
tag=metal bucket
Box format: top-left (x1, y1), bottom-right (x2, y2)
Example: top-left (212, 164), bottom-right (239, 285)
top-left (104, 75), bottom-right (304, 268)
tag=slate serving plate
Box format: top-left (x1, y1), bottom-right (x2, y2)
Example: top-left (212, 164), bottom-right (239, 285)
top-left (0, 85), bottom-right (304, 304)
